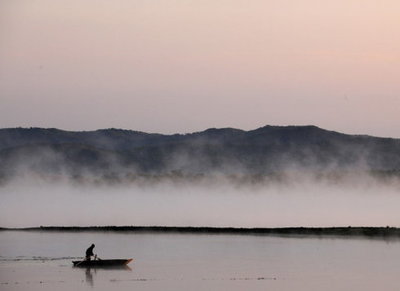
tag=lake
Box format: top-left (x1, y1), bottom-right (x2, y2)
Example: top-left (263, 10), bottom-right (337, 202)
top-left (1, 230), bottom-right (400, 290)
top-left (3, 180), bottom-right (400, 228)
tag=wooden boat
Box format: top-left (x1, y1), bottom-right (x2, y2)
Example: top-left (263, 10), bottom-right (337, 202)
top-left (73, 258), bottom-right (133, 267)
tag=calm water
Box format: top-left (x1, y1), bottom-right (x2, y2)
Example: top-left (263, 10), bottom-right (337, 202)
top-left (1, 231), bottom-right (400, 290)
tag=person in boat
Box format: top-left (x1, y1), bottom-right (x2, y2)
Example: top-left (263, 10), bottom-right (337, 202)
top-left (85, 244), bottom-right (95, 261)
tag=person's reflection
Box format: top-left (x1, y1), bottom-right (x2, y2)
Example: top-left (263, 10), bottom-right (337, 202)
top-left (85, 268), bottom-right (94, 287)
top-left (83, 265), bottom-right (132, 287)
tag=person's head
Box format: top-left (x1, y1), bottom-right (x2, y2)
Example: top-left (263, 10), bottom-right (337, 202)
top-left (91, 244), bottom-right (95, 248)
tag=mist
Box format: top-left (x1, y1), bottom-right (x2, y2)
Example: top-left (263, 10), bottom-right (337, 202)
top-left (1, 172), bottom-right (400, 229)
top-left (1, 126), bottom-right (399, 228)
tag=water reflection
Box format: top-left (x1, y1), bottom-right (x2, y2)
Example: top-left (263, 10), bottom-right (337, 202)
top-left (85, 268), bottom-right (94, 287)
top-left (80, 266), bottom-right (132, 287)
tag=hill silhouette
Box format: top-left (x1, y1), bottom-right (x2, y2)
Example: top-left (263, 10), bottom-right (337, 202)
top-left (0, 125), bottom-right (399, 184)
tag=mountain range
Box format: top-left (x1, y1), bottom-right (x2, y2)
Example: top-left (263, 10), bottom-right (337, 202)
top-left (0, 125), bottom-right (399, 184)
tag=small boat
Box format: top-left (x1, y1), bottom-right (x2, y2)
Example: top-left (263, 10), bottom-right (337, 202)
top-left (73, 258), bottom-right (133, 267)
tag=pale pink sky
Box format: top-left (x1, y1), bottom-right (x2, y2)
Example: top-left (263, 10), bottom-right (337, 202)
top-left (1, 0), bottom-right (399, 137)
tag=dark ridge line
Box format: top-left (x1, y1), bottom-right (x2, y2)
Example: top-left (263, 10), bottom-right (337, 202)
top-left (1, 226), bottom-right (400, 237)
top-left (1, 124), bottom-right (396, 139)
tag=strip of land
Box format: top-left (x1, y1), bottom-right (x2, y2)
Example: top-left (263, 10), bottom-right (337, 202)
top-left (1, 226), bottom-right (400, 238)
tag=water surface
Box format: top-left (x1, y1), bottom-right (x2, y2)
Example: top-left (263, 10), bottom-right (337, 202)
top-left (1, 230), bottom-right (400, 290)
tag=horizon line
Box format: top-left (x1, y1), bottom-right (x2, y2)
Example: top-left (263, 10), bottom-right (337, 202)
top-left (2, 225), bottom-right (400, 239)
top-left (0, 124), bottom-right (386, 139)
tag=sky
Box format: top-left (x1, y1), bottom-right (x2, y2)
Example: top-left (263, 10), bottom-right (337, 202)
top-left (1, 0), bottom-right (399, 137)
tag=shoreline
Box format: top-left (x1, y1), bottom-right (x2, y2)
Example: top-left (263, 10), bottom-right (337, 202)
top-left (1, 226), bottom-right (400, 238)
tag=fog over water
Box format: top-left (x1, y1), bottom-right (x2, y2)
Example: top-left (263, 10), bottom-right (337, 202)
top-left (1, 173), bottom-right (400, 228)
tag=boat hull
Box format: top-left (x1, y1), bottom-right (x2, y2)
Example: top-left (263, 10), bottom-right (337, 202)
top-left (73, 259), bottom-right (133, 267)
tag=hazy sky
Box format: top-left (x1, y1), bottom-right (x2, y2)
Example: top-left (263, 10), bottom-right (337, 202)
top-left (1, 0), bottom-right (399, 137)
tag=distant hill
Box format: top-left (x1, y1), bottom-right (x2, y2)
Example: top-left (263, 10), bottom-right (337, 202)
top-left (0, 126), bottom-right (399, 184)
